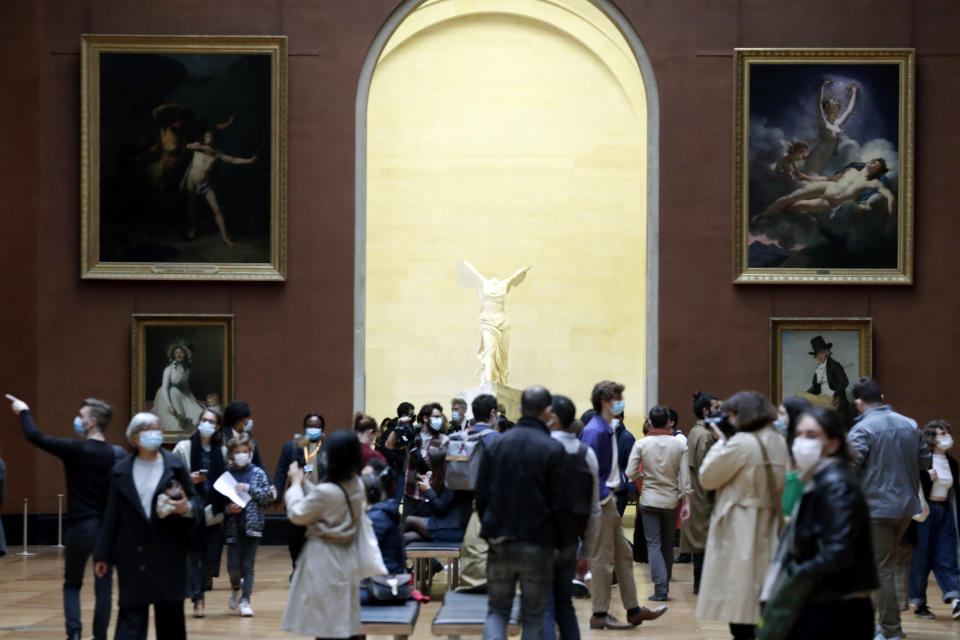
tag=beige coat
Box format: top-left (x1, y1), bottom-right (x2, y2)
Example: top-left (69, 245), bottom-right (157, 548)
top-left (282, 476), bottom-right (366, 638)
top-left (680, 421), bottom-right (716, 553)
top-left (695, 426), bottom-right (788, 624)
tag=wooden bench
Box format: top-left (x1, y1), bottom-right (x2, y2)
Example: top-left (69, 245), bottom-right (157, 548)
top-left (406, 540), bottom-right (462, 591)
top-left (361, 599), bottom-right (421, 640)
top-left (431, 591), bottom-right (520, 639)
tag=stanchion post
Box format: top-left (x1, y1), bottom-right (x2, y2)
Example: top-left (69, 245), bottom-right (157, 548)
top-left (16, 498), bottom-right (36, 557)
top-left (55, 494), bottom-right (65, 548)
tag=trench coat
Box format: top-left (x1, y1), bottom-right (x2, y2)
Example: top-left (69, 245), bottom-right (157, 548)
top-left (282, 476), bottom-right (366, 638)
top-left (680, 420), bottom-right (716, 553)
top-left (695, 425), bottom-right (788, 624)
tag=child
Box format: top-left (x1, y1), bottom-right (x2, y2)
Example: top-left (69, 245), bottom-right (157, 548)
top-left (223, 433), bottom-right (272, 616)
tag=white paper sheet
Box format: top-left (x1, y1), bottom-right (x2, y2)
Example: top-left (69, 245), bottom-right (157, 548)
top-left (213, 471), bottom-right (251, 508)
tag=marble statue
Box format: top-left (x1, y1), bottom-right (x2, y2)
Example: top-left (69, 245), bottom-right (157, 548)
top-left (457, 261), bottom-right (530, 385)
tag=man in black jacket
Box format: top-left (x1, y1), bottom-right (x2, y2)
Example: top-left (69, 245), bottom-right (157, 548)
top-left (7, 393), bottom-right (123, 640)
top-left (475, 385), bottom-right (566, 640)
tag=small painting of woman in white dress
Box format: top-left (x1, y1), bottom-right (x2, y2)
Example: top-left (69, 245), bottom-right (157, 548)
top-left (153, 343), bottom-right (206, 431)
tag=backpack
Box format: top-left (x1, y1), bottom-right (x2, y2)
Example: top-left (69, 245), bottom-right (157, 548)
top-left (445, 428), bottom-right (494, 490)
top-left (556, 444), bottom-right (594, 548)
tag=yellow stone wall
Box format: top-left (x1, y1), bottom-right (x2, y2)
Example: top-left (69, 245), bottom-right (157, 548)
top-left (364, 0), bottom-right (649, 426)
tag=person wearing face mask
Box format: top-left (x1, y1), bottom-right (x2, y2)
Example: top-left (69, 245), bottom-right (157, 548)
top-left (777, 396), bottom-right (813, 519)
top-left (222, 400), bottom-right (265, 469)
top-left (172, 408), bottom-right (227, 617)
top-left (403, 402), bottom-right (449, 519)
top-left (580, 381), bottom-right (666, 629)
top-left (908, 419), bottom-right (960, 620)
top-left (93, 412), bottom-right (202, 640)
top-left (273, 412), bottom-right (326, 571)
top-left (762, 407), bottom-right (877, 639)
top-left (222, 433), bottom-right (273, 617)
top-left (6, 394), bottom-right (124, 640)
top-left (696, 391), bottom-right (789, 640)
top-left (450, 397), bottom-right (469, 433)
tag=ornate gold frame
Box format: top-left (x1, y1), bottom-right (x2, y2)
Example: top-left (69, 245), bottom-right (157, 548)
top-left (81, 35), bottom-right (287, 280)
top-left (734, 49), bottom-right (914, 284)
top-left (770, 316), bottom-right (873, 406)
top-left (132, 313), bottom-right (235, 442)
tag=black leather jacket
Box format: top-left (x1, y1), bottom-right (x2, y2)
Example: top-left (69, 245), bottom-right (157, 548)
top-left (790, 459), bottom-right (878, 602)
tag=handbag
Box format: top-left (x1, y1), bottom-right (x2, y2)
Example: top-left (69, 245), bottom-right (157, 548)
top-left (367, 573), bottom-right (414, 602)
top-left (336, 482), bottom-right (388, 579)
top-left (757, 505), bottom-right (815, 640)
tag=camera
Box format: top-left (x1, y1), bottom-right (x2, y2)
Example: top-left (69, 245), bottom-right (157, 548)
top-left (393, 421), bottom-right (420, 448)
top-left (705, 410), bottom-right (736, 438)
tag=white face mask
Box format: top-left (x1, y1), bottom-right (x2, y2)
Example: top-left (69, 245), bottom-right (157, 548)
top-left (938, 436), bottom-right (954, 451)
top-left (233, 452), bottom-right (251, 468)
top-left (791, 437), bottom-right (823, 471)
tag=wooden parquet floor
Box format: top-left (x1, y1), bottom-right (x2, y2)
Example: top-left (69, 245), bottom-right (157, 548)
top-left (0, 543), bottom-right (957, 639)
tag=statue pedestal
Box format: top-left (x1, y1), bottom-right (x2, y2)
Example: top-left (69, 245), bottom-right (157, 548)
top-left (459, 381), bottom-right (523, 421)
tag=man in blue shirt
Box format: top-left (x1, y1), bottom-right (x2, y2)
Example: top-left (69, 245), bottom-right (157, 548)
top-left (580, 381), bottom-right (667, 629)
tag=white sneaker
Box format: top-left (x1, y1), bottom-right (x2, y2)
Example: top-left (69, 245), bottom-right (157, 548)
top-left (239, 600), bottom-right (254, 617)
top-left (228, 589), bottom-right (241, 610)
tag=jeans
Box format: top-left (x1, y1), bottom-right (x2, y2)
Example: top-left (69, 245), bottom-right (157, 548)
top-left (484, 541), bottom-right (554, 640)
top-left (908, 501), bottom-right (960, 605)
top-left (639, 505), bottom-right (678, 597)
top-left (188, 522), bottom-right (222, 602)
top-left (870, 517), bottom-right (912, 638)
top-left (114, 601), bottom-right (185, 640)
top-left (542, 544), bottom-right (579, 640)
top-left (63, 517), bottom-right (112, 640)
top-left (227, 535), bottom-right (259, 601)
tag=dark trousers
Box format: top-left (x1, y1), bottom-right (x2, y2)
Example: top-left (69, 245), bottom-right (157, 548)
top-left (64, 517), bottom-right (112, 640)
top-left (871, 517), bottom-right (912, 638)
top-left (485, 541), bottom-right (554, 640)
top-left (639, 505), bottom-right (678, 597)
top-left (188, 522), bottom-right (222, 602)
top-left (908, 501), bottom-right (960, 604)
top-left (227, 535), bottom-right (259, 601)
top-left (693, 551), bottom-right (705, 592)
top-left (729, 622), bottom-right (755, 639)
top-left (288, 523), bottom-right (307, 569)
top-left (114, 600), bottom-right (185, 640)
top-left (542, 544), bottom-right (579, 640)
top-left (787, 598), bottom-right (874, 640)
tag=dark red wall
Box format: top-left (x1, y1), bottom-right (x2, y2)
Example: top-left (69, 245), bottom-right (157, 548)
top-left (3, 0), bottom-right (959, 511)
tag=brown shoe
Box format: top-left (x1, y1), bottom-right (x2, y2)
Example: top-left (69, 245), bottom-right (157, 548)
top-left (626, 605), bottom-right (668, 626)
top-left (589, 614), bottom-right (634, 630)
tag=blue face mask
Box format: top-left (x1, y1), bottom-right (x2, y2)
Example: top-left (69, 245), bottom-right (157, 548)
top-left (429, 416), bottom-right (443, 431)
top-left (244, 419), bottom-right (254, 432)
top-left (772, 418), bottom-right (787, 437)
top-left (73, 416), bottom-right (86, 437)
top-left (139, 430), bottom-right (164, 451)
top-left (611, 400), bottom-right (625, 416)
top-left (197, 421), bottom-right (217, 438)
top-left (305, 427), bottom-right (323, 442)
top-left (451, 411), bottom-right (461, 423)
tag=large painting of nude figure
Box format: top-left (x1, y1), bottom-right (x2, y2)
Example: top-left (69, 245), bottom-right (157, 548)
top-left (734, 49), bottom-right (913, 284)
top-left (81, 35), bottom-right (286, 280)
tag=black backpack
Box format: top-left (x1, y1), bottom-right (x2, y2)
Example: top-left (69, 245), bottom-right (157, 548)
top-left (556, 444), bottom-right (594, 548)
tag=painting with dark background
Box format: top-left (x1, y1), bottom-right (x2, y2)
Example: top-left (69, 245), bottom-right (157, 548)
top-left (746, 61), bottom-right (902, 271)
top-left (141, 323), bottom-right (228, 414)
top-left (99, 52), bottom-right (272, 263)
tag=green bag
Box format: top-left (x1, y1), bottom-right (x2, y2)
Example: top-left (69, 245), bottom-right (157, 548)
top-left (756, 517), bottom-right (815, 640)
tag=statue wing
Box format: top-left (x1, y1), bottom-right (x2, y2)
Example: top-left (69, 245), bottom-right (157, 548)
top-left (456, 260), bottom-right (484, 293)
top-left (506, 265), bottom-right (530, 291)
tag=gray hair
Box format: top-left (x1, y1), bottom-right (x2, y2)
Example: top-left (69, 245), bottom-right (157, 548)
top-left (126, 412), bottom-right (160, 446)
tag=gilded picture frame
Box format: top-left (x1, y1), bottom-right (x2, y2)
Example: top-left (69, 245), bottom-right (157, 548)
top-left (132, 314), bottom-right (235, 442)
top-left (82, 35), bottom-right (287, 280)
top-left (770, 317), bottom-right (872, 426)
top-left (734, 49), bottom-right (914, 284)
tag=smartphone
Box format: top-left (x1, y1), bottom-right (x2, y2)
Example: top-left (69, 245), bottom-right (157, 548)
top-left (197, 469), bottom-right (208, 475)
